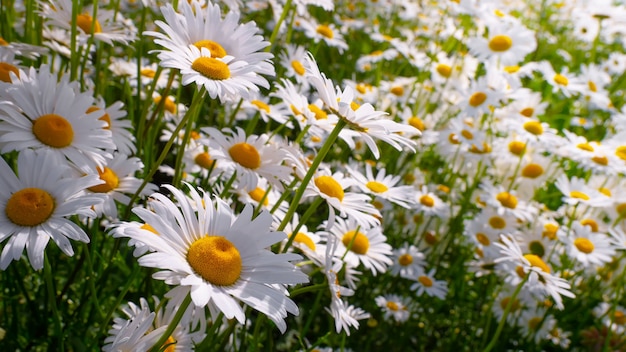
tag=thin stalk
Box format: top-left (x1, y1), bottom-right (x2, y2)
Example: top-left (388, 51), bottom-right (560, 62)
top-left (482, 276), bottom-right (527, 352)
top-left (44, 255), bottom-right (64, 352)
top-left (150, 294), bottom-right (192, 352)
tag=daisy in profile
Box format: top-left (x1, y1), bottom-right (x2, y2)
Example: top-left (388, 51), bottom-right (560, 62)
top-left (305, 53), bottom-right (419, 159)
top-left (41, 0), bottom-right (136, 45)
top-left (76, 152), bottom-right (157, 219)
top-left (0, 65), bottom-right (115, 168)
top-left (409, 268), bottom-right (448, 299)
top-left (303, 167), bottom-right (381, 229)
top-left (467, 21), bottom-right (537, 66)
top-left (89, 99), bottom-right (136, 156)
top-left (201, 127), bottom-right (292, 190)
top-left (117, 184), bottom-right (309, 333)
top-left (555, 175), bottom-right (613, 208)
top-left (389, 242), bottom-right (426, 279)
top-left (375, 294), bottom-right (412, 323)
top-left (145, 1), bottom-right (273, 102)
top-left (0, 149), bottom-right (103, 270)
top-left (324, 216), bottom-right (393, 275)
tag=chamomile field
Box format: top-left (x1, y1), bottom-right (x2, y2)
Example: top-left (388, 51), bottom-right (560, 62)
top-left (1, 0), bottom-right (626, 351)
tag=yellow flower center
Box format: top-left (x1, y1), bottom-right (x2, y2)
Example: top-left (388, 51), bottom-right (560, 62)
top-left (476, 233), bottom-right (490, 246)
top-left (461, 129), bottom-right (474, 140)
top-left (308, 104), bottom-right (328, 120)
top-left (523, 120), bottom-right (543, 135)
top-left (141, 223), bottom-right (158, 234)
top-left (88, 167), bottom-right (119, 193)
top-left (592, 156), bottom-right (608, 165)
top-left (0, 37), bottom-right (7, 45)
top-left (496, 192), bottom-right (518, 209)
top-left (615, 311), bottom-right (626, 325)
top-left (508, 141), bottom-right (527, 156)
top-left (408, 117), bottom-right (425, 131)
top-left (528, 317), bottom-right (542, 331)
top-left (617, 203), bottom-right (626, 217)
top-left (504, 65), bottom-right (520, 73)
top-left (469, 92), bottom-right (487, 107)
top-left (314, 175), bottom-right (344, 201)
top-left (291, 232), bottom-right (315, 251)
top-left (574, 238), bottom-right (594, 254)
top-left (420, 195), bottom-right (435, 207)
top-left (598, 187), bottom-right (611, 197)
top-left (580, 218), bottom-right (599, 232)
top-left (554, 74), bottom-right (569, 86)
top-left (436, 64), bottom-right (452, 77)
top-left (500, 297), bottom-right (521, 311)
top-left (342, 230), bottom-right (369, 254)
top-left (588, 80), bottom-right (597, 92)
top-left (194, 152), bottom-right (216, 170)
top-left (86, 106), bottom-right (111, 129)
top-left (153, 96), bottom-right (177, 114)
top-left (76, 13), bottom-right (102, 34)
top-left (424, 231), bottom-right (438, 245)
top-left (523, 254), bottom-right (550, 273)
top-left (186, 236), bottom-right (242, 286)
top-left (5, 188), bottom-right (55, 226)
top-left (32, 114), bottom-right (74, 148)
top-left (577, 142), bottom-right (594, 152)
top-left (489, 216), bottom-right (506, 229)
top-left (386, 301), bottom-right (399, 311)
top-left (488, 34), bottom-right (513, 52)
top-left (140, 68), bottom-right (156, 78)
top-left (390, 86), bottom-right (404, 96)
top-left (248, 187), bottom-right (269, 206)
top-left (520, 107), bottom-right (534, 117)
top-left (251, 100), bottom-right (271, 113)
top-left (542, 223), bottom-right (558, 240)
top-left (521, 163), bottom-right (544, 178)
top-left (0, 62), bottom-right (19, 83)
top-left (398, 253), bottom-right (413, 266)
top-left (615, 146), bottom-right (626, 161)
top-left (570, 191), bottom-right (590, 201)
top-left (316, 25), bottom-right (334, 39)
top-left (193, 40), bottom-right (227, 58)
top-left (191, 57), bottom-right (230, 80)
top-left (161, 336), bottom-right (177, 352)
top-left (228, 142), bottom-right (261, 169)
top-left (418, 275), bottom-right (433, 287)
top-left (366, 181), bottom-right (388, 194)
top-left (291, 60), bottom-right (305, 76)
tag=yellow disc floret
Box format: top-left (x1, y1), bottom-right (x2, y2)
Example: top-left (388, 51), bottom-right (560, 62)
top-left (488, 35), bottom-right (513, 52)
top-left (32, 114), bottom-right (74, 148)
top-left (191, 57), bottom-right (230, 80)
top-left (228, 142), bottom-right (261, 169)
top-left (187, 236), bottom-right (242, 286)
top-left (88, 167), bottom-right (119, 193)
top-left (342, 230), bottom-right (369, 255)
top-left (6, 188), bottom-right (55, 226)
top-left (315, 176), bottom-right (344, 201)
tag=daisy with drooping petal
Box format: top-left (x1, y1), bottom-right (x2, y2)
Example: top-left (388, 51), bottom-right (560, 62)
top-left (0, 149), bottom-right (103, 270)
top-left (303, 167), bottom-right (381, 229)
top-left (201, 127), bottom-right (292, 190)
top-left (0, 64), bottom-right (115, 168)
top-left (323, 216), bottom-right (393, 275)
top-left (116, 184), bottom-right (309, 333)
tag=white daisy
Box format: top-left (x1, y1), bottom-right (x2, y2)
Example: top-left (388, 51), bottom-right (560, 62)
top-left (409, 268), bottom-right (448, 299)
top-left (389, 242), bottom-right (426, 279)
top-left (346, 163), bottom-right (416, 209)
top-left (0, 64), bottom-right (115, 168)
top-left (375, 294), bottom-right (412, 323)
top-left (0, 149), bottom-right (102, 270)
top-left (467, 21), bottom-right (537, 66)
top-left (117, 184), bottom-right (309, 333)
top-left (563, 221), bottom-right (615, 268)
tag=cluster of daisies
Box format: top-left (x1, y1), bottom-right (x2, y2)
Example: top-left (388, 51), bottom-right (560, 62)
top-left (3, 0), bottom-right (626, 350)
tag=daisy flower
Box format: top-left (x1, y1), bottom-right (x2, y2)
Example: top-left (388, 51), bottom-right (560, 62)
top-left (145, 1), bottom-right (273, 101)
top-left (201, 127), bottom-right (292, 190)
top-left (494, 235), bottom-right (575, 310)
top-left (346, 163), bottom-right (416, 208)
top-left (375, 294), bottom-right (411, 323)
top-left (555, 175), bottom-right (613, 208)
top-left (76, 152), bottom-right (157, 219)
top-left (278, 44), bottom-right (311, 90)
top-left (324, 216), bottom-right (393, 275)
top-left (409, 268), bottom-right (448, 299)
top-left (467, 21), bottom-right (537, 66)
top-left (281, 213), bottom-right (323, 264)
top-left (116, 184), bottom-right (309, 333)
top-left (413, 185), bottom-right (449, 218)
top-left (480, 182), bottom-right (538, 221)
top-left (303, 168), bottom-right (381, 229)
top-left (102, 298), bottom-right (162, 352)
top-left (233, 176), bottom-right (289, 224)
top-left (389, 242), bottom-right (426, 279)
top-left (90, 99), bottom-right (136, 156)
top-left (298, 18), bottom-right (348, 53)
top-left (538, 62), bottom-right (586, 98)
top-left (305, 53), bottom-right (419, 159)
top-left (0, 64), bottom-right (115, 168)
top-left (326, 299), bottom-right (370, 336)
top-left (0, 149), bottom-right (103, 270)
top-left (563, 221), bottom-right (615, 268)
top-left (41, 0), bottom-right (136, 45)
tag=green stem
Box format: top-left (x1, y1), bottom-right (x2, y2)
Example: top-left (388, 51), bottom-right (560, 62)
top-left (150, 294), bottom-right (192, 352)
top-left (124, 88), bottom-right (206, 217)
top-left (277, 119), bottom-right (347, 234)
top-left (482, 276), bottom-right (527, 352)
top-left (266, 0), bottom-right (292, 52)
top-left (282, 197), bottom-right (323, 253)
top-left (173, 89), bottom-right (206, 187)
top-left (44, 255), bottom-right (64, 352)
